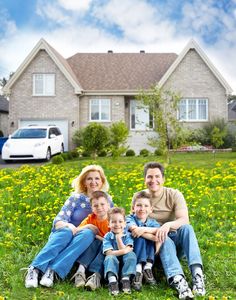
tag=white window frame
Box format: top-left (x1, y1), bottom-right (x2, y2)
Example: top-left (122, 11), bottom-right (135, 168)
top-left (33, 73), bottom-right (55, 96)
top-left (89, 99), bottom-right (111, 122)
top-left (178, 98), bottom-right (208, 121)
top-left (130, 100), bottom-right (154, 131)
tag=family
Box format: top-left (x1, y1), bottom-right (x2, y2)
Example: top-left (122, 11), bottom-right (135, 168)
top-left (24, 162), bottom-right (206, 299)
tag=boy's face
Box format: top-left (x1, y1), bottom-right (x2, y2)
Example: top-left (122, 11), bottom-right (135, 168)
top-left (109, 213), bottom-right (126, 234)
top-left (91, 196), bottom-right (110, 219)
top-left (133, 197), bottom-right (152, 222)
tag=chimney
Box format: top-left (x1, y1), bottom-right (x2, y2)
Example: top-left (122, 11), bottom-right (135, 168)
top-left (108, 50), bottom-right (113, 53)
top-left (140, 50), bottom-right (145, 53)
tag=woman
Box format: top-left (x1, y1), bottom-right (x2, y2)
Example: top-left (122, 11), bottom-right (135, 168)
top-left (25, 164), bottom-right (112, 288)
top-left (133, 162), bottom-right (205, 300)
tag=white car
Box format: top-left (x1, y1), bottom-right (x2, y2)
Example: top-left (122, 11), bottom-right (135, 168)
top-left (2, 125), bottom-right (64, 162)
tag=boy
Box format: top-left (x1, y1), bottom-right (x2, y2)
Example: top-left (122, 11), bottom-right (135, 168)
top-left (39, 190), bottom-right (110, 288)
top-left (103, 207), bottom-right (137, 296)
top-left (126, 191), bottom-right (162, 291)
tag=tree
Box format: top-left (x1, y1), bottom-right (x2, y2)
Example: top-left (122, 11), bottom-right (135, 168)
top-left (137, 86), bottom-right (183, 163)
top-left (0, 72), bottom-right (14, 87)
top-left (80, 123), bottom-right (110, 159)
top-left (109, 121), bottom-right (129, 157)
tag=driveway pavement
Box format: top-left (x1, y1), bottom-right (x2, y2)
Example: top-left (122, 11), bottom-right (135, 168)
top-left (0, 155), bottom-right (48, 169)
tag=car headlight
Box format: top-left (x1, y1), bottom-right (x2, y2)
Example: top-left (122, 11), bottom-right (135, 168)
top-left (34, 141), bottom-right (46, 147)
top-left (3, 142), bottom-right (10, 148)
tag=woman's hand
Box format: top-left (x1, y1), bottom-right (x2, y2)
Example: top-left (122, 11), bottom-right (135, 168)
top-left (65, 223), bottom-right (78, 235)
top-left (155, 223), bottom-right (171, 243)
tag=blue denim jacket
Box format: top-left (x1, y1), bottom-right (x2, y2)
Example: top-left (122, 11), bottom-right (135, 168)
top-left (103, 231), bottom-right (134, 254)
top-left (126, 213), bottom-right (160, 229)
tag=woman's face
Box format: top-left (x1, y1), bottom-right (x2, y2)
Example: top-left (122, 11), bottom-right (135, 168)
top-left (84, 171), bottom-right (103, 195)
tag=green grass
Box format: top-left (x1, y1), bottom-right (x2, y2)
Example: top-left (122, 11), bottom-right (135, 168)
top-left (0, 152), bottom-right (235, 300)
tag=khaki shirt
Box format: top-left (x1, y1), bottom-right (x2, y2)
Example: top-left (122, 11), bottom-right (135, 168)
top-left (137, 187), bottom-right (188, 225)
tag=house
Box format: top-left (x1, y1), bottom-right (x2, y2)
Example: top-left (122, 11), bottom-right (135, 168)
top-left (0, 94), bottom-right (9, 136)
top-left (3, 39), bottom-right (232, 153)
top-left (228, 100), bottom-right (236, 122)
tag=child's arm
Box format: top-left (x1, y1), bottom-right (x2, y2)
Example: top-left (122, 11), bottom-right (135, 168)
top-left (104, 233), bottom-right (133, 257)
top-left (130, 226), bottom-right (158, 239)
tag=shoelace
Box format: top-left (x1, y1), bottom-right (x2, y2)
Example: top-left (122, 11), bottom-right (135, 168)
top-left (20, 267), bottom-right (37, 279)
top-left (70, 271), bottom-right (85, 281)
top-left (175, 277), bottom-right (189, 293)
top-left (45, 269), bottom-right (54, 279)
top-left (193, 274), bottom-right (204, 290)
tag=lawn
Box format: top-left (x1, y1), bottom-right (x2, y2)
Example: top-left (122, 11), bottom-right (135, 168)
top-left (0, 152), bottom-right (235, 300)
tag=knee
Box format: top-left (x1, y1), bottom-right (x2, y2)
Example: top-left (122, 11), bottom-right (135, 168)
top-left (77, 228), bottom-right (95, 239)
top-left (105, 255), bottom-right (118, 264)
top-left (124, 251), bottom-right (137, 263)
top-left (179, 224), bottom-right (194, 234)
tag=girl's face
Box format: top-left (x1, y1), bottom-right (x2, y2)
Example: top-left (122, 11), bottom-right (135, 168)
top-left (84, 171), bottom-right (103, 195)
top-left (133, 198), bottom-right (152, 222)
top-left (109, 213), bottom-right (126, 234)
top-left (145, 168), bottom-right (164, 193)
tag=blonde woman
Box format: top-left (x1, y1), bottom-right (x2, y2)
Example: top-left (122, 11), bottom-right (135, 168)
top-left (25, 165), bottom-right (112, 289)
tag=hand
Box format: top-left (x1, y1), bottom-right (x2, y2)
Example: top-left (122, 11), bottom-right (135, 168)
top-left (85, 224), bottom-right (99, 234)
top-left (66, 223), bottom-right (78, 235)
top-left (131, 227), bottom-right (145, 238)
top-left (155, 223), bottom-right (171, 243)
top-left (123, 246), bottom-right (133, 254)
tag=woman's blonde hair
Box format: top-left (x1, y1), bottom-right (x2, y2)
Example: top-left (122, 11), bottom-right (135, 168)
top-left (72, 165), bottom-right (109, 194)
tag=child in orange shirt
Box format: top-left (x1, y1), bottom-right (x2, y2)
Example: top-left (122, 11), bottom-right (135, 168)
top-left (72, 190), bottom-right (111, 290)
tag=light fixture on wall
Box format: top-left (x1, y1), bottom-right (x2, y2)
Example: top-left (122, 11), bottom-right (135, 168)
top-left (71, 121), bottom-right (75, 127)
top-left (10, 121), bottom-right (14, 127)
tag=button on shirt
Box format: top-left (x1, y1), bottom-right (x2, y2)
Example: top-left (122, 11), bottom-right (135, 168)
top-left (103, 231), bottom-right (134, 254)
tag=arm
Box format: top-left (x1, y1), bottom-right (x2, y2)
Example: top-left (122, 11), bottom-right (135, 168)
top-left (104, 233), bottom-right (133, 257)
top-left (76, 224), bottom-right (99, 234)
top-left (156, 208), bottom-right (189, 242)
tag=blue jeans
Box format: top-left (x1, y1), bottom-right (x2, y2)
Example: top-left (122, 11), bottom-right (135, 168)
top-left (159, 224), bottom-right (203, 281)
top-left (104, 252), bottom-right (137, 279)
top-left (78, 239), bottom-right (104, 273)
top-left (48, 229), bottom-right (95, 279)
top-left (134, 237), bottom-right (155, 264)
top-left (31, 228), bottom-right (74, 273)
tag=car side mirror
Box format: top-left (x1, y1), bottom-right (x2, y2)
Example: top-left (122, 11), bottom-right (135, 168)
top-left (50, 134), bottom-right (56, 138)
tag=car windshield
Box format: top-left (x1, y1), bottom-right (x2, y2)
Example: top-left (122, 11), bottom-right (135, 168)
top-left (11, 128), bottom-right (47, 139)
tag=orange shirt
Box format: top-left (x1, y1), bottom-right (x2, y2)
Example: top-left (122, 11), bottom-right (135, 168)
top-left (78, 213), bottom-right (109, 237)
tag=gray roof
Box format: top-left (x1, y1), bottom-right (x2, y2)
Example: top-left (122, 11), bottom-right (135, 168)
top-left (67, 52), bottom-right (177, 91)
top-left (0, 95), bottom-right (9, 113)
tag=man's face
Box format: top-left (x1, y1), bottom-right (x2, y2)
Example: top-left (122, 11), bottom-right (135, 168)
top-left (145, 168), bottom-right (164, 192)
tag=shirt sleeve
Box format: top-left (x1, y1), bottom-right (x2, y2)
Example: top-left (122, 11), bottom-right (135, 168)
top-left (124, 233), bottom-right (134, 247)
top-left (53, 194), bottom-right (78, 226)
top-left (78, 216), bottom-right (90, 227)
top-left (174, 189), bottom-right (188, 211)
top-left (126, 215), bottom-right (137, 229)
top-left (103, 233), bottom-right (114, 254)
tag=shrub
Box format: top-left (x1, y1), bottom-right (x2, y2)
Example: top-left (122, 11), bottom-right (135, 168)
top-left (109, 121), bottom-right (129, 157)
top-left (61, 152), bottom-right (69, 160)
top-left (70, 149), bottom-right (80, 158)
top-left (154, 149), bottom-right (163, 156)
top-left (98, 150), bottom-right (107, 157)
top-left (140, 148), bottom-right (149, 157)
top-left (126, 149), bottom-right (135, 156)
top-left (51, 154), bottom-right (64, 164)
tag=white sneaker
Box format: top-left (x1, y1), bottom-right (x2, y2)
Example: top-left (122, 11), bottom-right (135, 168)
top-left (71, 271), bottom-right (86, 288)
top-left (39, 268), bottom-right (54, 287)
top-left (85, 273), bottom-right (101, 290)
top-left (25, 266), bottom-right (39, 288)
top-left (192, 273), bottom-right (206, 296)
top-left (171, 275), bottom-right (194, 299)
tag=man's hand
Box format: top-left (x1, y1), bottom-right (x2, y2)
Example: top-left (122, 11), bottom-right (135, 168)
top-left (155, 223), bottom-right (171, 242)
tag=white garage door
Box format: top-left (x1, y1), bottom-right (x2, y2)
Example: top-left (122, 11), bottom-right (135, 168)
top-left (19, 119), bottom-right (69, 151)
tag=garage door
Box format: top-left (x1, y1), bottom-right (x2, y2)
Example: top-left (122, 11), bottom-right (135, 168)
top-left (19, 119), bottom-right (69, 151)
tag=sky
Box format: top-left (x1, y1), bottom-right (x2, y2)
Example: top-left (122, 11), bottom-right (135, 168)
top-left (1, 0), bottom-right (236, 93)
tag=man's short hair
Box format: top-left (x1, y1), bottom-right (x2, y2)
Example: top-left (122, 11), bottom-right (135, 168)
top-left (144, 162), bottom-right (165, 177)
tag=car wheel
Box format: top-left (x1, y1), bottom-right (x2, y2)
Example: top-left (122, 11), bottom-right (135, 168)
top-left (45, 148), bottom-right (51, 161)
top-left (60, 144), bottom-right (64, 153)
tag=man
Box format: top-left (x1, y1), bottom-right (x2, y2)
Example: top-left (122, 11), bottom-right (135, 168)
top-left (134, 162), bottom-right (206, 299)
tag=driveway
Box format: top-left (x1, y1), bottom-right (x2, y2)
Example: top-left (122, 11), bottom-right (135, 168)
top-left (0, 155), bottom-right (48, 169)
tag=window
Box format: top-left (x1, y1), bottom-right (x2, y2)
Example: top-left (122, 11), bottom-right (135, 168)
top-left (90, 99), bottom-right (110, 121)
top-left (130, 100), bottom-right (153, 130)
top-left (33, 74), bottom-right (55, 96)
top-left (178, 98), bottom-right (208, 121)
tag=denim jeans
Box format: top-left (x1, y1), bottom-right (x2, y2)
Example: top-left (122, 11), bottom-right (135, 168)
top-left (104, 252), bottom-right (137, 279)
top-left (48, 228), bottom-right (95, 279)
top-left (134, 237), bottom-right (155, 264)
top-left (31, 227), bottom-right (74, 273)
top-left (77, 239), bottom-right (104, 273)
top-left (159, 224), bottom-right (203, 281)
